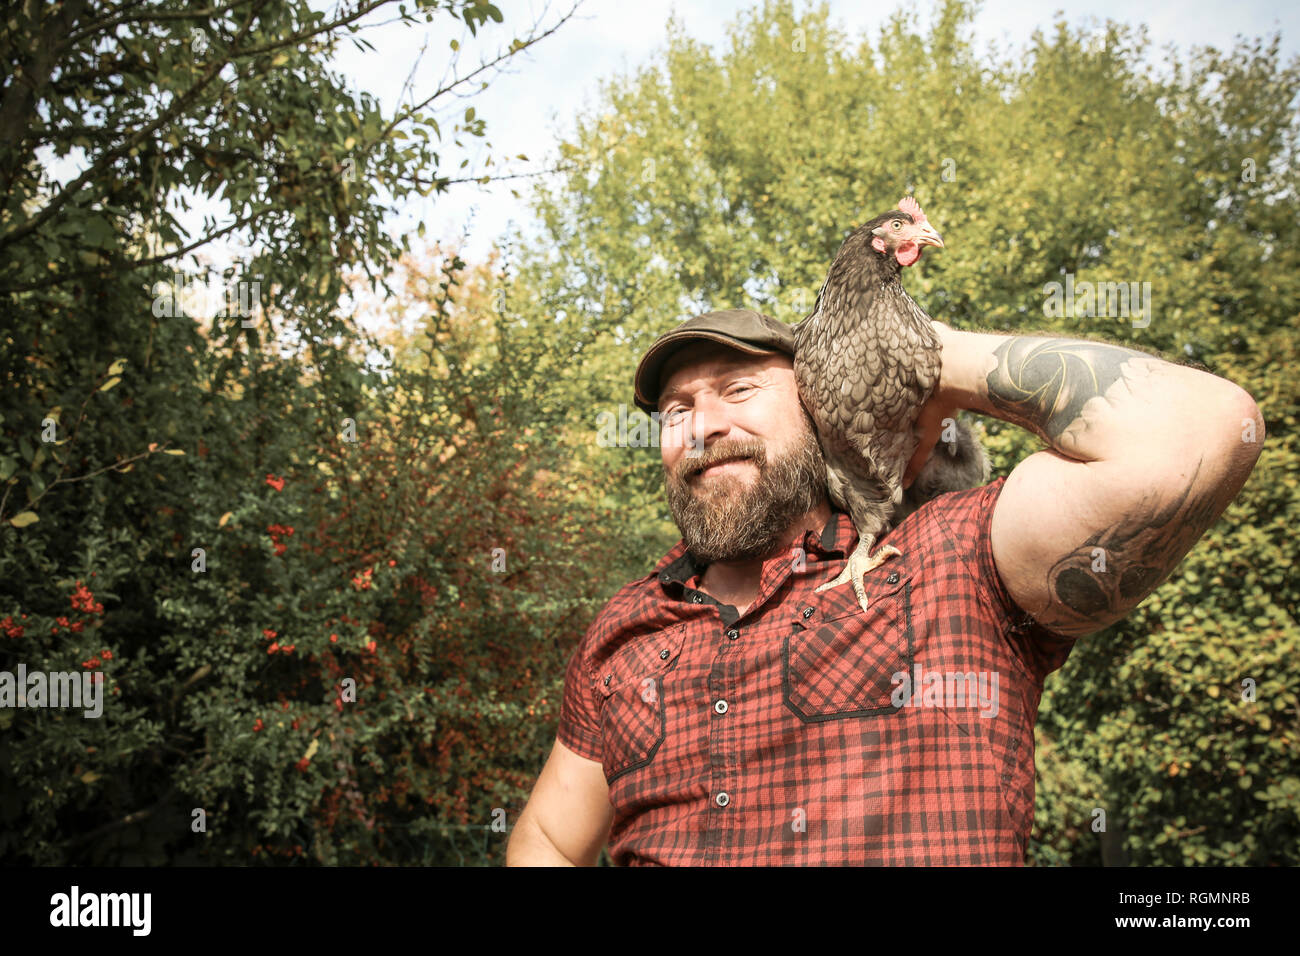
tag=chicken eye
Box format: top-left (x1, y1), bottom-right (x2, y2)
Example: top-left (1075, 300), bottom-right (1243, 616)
top-left (892, 219), bottom-right (902, 230)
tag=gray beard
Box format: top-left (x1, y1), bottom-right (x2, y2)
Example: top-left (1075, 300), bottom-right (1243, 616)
top-left (663, 415), bottom-right (827, 564)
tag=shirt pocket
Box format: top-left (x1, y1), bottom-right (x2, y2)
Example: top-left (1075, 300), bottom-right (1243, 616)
top-left (782, 576), bottom-right (915, 722)
top-left (594, 623), bottom-right (688, 783)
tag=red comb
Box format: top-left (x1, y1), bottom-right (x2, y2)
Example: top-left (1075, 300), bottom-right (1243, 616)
top-left (898, 196), bottom-right (926, 224)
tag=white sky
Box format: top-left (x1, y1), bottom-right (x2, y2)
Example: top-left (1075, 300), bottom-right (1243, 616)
top-left (333, 0), bottom-right (1297, 263)
top-left (38, 1), bottom-right (1300, 288)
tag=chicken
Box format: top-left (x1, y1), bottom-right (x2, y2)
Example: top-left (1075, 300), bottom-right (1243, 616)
top-left (792, 196), bottom-right (947, 612)
top-left (890, 413), bottom-right (991, 528)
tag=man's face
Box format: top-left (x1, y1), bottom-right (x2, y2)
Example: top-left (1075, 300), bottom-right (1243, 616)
top-left (658, 343), bottom-right (827, 563)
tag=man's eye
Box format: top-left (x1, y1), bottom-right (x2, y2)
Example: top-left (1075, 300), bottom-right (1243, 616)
top-left (729, 384), bottom-right (753, 396)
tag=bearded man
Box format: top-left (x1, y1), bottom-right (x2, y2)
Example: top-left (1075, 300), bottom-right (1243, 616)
top-left (506, 309), bottom-right (1263, 866)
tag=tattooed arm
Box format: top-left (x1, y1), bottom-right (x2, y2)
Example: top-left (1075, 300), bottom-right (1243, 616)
top-left (910, 326), bottom-right (1265, 638)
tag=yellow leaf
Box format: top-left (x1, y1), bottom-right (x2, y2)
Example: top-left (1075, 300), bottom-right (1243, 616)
top-left (99, 376), bottom-right (121, 391)
top-left (1207, 685), bottom-right (1220, 698)
top-left (107, 358), bottom-right (127, 376)
top-left (1168, 763), bottom-right (1180, 777)
top-left (271, 53), bottom-right (289, 67)
top-left (9, 511), bottom-right (39, 527)
top-left (301, 739), bottom-right (319, 762)
top-left (219, 512), bottom-right (233, 528)
top-left (80, 772), bottom-right (99, 784)
top-left (163, 448), bottom-right (185, 456)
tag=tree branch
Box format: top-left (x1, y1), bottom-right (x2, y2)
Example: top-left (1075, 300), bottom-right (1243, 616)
top-left (0, 0), bottom-right (271, 253)
top-left (0, 0), bottom-right (91, 192)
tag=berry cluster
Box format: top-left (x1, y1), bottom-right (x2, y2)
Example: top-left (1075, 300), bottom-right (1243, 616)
top-left (262, 628), bottom-right (295, 655)
top-left (266, 523), bottom-right (295, 556)
top-left (81, 650), bottom-right (112, 669)
top-left (70, 581), bottom-right (104, 615)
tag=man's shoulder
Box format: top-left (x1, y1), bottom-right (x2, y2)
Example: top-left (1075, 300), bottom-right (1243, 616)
top-left (574, 556), bottom-right (684, 662)
top-left (886, 476), bottom-right (1007, 557)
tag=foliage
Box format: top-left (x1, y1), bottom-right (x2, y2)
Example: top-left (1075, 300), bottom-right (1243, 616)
top-left (0, 0), bottom-right (591, 865)
top-left (513, 0), bottom-right (1300, 864)
top-left (2, 0), bottom-right (1296, 866)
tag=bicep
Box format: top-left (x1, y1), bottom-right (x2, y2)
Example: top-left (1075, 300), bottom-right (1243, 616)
top-left (990, 426), bottom-right (1256, 638)
top-left (514, 738), bottom-right (613, 866)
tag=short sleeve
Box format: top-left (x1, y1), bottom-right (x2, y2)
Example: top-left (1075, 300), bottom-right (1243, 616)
top-left (967, 478), bottom-right (1079, 683)
top-left (556, 634), bottom-right (603, 761)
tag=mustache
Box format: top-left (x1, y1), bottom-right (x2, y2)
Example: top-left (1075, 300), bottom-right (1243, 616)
top-left (676, 440), bottom-right (768, 481)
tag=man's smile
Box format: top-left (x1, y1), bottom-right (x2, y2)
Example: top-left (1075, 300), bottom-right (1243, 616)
top-left (690, 457), bottom-right (756, 481)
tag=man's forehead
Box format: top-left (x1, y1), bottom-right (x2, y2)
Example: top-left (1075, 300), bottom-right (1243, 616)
top-left (658, 344), bottom-right (791, 395)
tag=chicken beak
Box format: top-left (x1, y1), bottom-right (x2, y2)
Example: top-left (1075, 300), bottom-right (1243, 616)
top-left (914, 223), bottom-right (945, 249)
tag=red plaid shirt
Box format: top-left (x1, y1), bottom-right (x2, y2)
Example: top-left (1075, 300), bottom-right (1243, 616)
top-left (557, 477), bottom-right (1078, 865)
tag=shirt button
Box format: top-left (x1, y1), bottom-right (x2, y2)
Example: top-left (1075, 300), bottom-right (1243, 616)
top-left (659, 649), bottom-right (670, 660)
top-left (802, 607), bottom-right (814, 619)
top-left (690, 593), bottom-right (702, 604)
top-left (603, 675), bottom-right (611, 686)
top-left (715, 792), bottom-right (730, 808)
top-left (714, 699), bottom-right (728, 715)
top-left (726, 628), bottom-right (739, 640)
top-left (887, 572), bottom-right (899, 584)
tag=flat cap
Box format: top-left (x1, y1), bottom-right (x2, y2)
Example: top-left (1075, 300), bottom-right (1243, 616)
top-left (633, 309), bottom-right (795, 415)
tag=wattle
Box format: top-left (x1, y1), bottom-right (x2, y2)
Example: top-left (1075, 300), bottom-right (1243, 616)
top-left (895, 241), bottom-right (921, 267)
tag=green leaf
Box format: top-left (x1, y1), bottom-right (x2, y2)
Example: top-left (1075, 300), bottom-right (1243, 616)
top-left (82, 215), bottom-right (115, 248)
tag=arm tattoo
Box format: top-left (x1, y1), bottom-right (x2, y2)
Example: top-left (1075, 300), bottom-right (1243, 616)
top-left (985, 337), bottom-right (1153, 444)
top-left (1039, 457), bottom-right (1218, 637)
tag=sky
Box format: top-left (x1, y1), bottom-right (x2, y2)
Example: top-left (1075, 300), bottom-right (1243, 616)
top-left (319, 0), bottom-right (1298, 263)
top-left (41, 1), bottom-right (1297, 289)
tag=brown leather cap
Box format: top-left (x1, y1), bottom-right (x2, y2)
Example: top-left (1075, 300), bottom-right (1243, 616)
top-left (633, 309), bottom-right (795, 414)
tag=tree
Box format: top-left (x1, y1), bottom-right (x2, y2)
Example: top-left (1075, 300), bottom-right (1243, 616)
top-left (505, 0), bottom-right (1300, 864)
top-left (0, 0), bottom-right (583, 864)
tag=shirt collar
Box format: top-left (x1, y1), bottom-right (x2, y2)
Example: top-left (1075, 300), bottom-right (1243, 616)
top-left (652, 510), bottom-right (855, 588)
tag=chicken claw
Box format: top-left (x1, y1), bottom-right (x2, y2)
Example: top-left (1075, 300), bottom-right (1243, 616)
top-left (815, 541), bottom-right (902, 613)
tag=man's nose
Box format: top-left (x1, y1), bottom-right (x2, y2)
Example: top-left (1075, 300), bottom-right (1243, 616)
top-left (685, 392), bottom-right (732, 457)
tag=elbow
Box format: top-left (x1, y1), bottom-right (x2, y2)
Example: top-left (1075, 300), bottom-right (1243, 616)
top-left (1210, 384), bottom-right (1265, 493)
top-left (1227, 384), bottom-right (1265, 457)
